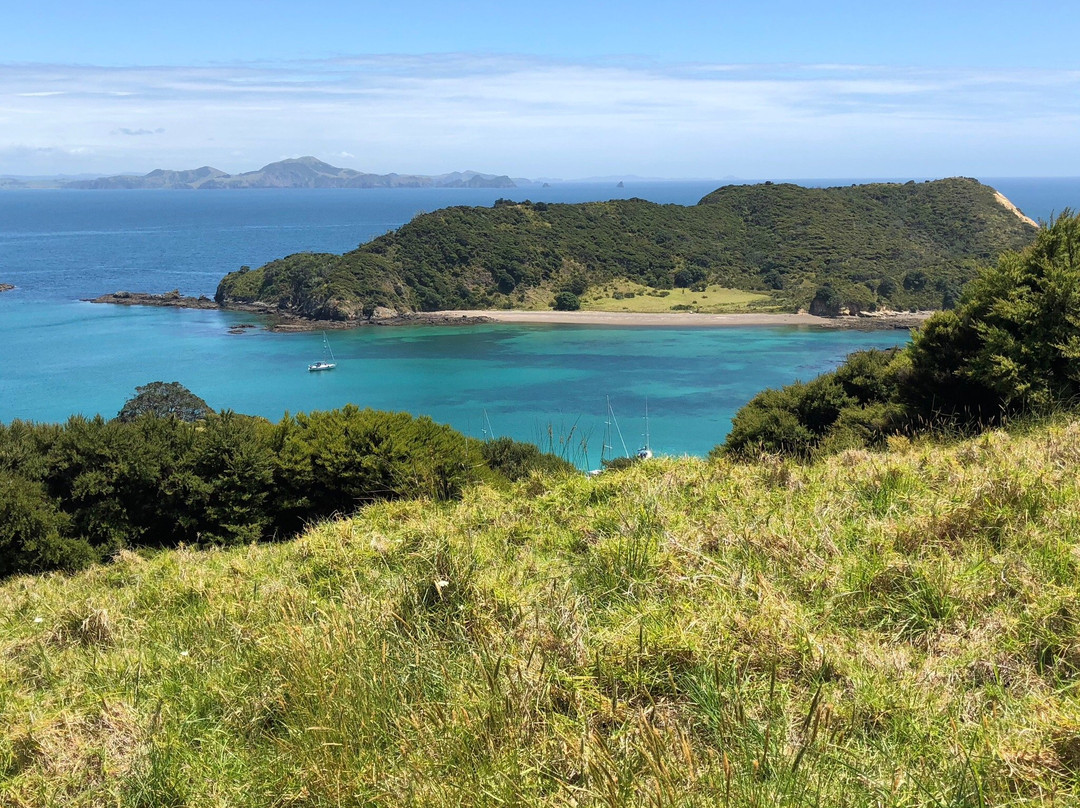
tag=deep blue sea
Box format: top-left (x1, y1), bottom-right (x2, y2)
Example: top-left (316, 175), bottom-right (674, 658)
top-left (1, 178), bottom-right (1076, 460)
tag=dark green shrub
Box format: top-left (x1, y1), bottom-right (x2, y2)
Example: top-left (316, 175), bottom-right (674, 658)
top-left (808, 284), bottom-right (842, 316)
top-left (553, 291), bottom-right (581, 311)
top-left (480, 437), bottom-right (576, 482)
top-left (0, 472), bottom-right (91, 575)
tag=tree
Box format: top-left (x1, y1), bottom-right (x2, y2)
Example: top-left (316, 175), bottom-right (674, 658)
top-left (553, 291), bottom-right (581, 311)
top-left (117, 382), bottom-right (212, 423)
top-left (903, 210), bottom-right (1080, 418)
top-left (808, 284), bottom-right (842, 317)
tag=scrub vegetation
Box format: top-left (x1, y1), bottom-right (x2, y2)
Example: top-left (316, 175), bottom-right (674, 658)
top-left (215, 178), bottom-right (1035, 320)
top-left (722, 211), bottom-right (1080, 459)
top-left (0, 404), bottom-right (571, 578)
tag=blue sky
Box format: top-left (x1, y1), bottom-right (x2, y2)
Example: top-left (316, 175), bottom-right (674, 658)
top-left (3, 1), bottom-right (1079, 177)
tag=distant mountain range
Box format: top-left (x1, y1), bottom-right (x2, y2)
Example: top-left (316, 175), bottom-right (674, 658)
top-left (1, 157), bottom-right (516, 190)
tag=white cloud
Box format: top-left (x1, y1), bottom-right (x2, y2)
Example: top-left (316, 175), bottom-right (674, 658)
top-left (1, 57), bottom-right (1078, 177)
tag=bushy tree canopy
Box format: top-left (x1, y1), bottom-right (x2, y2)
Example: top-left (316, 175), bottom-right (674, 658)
top-left (117, 381), bottom-right (212, 423)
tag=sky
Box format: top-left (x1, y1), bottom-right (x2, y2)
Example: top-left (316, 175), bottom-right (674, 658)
top-left (3, 0), bottom-right (1079, 178)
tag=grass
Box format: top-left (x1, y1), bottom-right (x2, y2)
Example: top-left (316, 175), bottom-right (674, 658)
top-left (3, 422), bottom-right (1080, 805)
top-left (503, 281), bottom-right (775, 313)
top-left (580, 282), bottom-right (775, 313)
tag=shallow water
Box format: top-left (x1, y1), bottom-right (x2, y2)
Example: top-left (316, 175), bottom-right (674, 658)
top-left (2, 178), bottom-right (1076, 456)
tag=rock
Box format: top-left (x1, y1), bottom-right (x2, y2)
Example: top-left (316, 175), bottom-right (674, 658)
top-left (0, 283), bottom-right (14, 293)
top-left (86, 291), bottom-right (220, 310)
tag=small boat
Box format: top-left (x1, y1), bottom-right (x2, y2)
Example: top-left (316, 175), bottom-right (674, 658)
top-left (308, 332), bottom-right (337, 372)
top-left (636, 398), bottom-right (653, 460)
top-left (588, 397), bottom-right (631, 475)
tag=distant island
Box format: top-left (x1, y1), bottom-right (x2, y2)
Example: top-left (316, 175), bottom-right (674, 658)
top-left (2, 156), bottom-right (517, 190)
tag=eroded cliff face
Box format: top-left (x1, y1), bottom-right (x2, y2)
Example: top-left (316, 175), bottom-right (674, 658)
top-left (994, 190), bottom-right (1040, 228)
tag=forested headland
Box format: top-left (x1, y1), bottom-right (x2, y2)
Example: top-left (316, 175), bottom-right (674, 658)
top-left (215, 177), bottom-right (1037, 321)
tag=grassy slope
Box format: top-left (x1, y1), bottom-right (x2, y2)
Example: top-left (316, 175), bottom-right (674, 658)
top-left (3, 423), bottom-right (1080, 806)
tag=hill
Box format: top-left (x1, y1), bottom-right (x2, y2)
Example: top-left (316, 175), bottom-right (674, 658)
top-left (62, 157), bottom-right (516, 190)
top-left (215, 177), bottom-right (1038, 320)
top-left (3, 422), bottom-right (1079, 805)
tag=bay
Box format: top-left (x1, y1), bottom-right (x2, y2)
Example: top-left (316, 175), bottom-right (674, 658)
top-left (2, 178), bottom-right (1076, 458)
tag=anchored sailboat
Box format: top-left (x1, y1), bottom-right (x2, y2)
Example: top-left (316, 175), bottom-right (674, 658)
top-left (308, 332), bottom-right (337, 372)
top-left (588, 397), bottom-right (631, 476)
top-left (636, 397), bottom-right (653, 460)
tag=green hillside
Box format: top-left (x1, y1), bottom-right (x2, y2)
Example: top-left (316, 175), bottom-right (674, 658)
top-left (4, 422), bottom-right (1080, 805)
top-left (215, 178), bottom-right (1037, 320)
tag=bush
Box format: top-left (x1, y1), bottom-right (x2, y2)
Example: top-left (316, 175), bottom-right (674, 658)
top-left (808, 284), bottom-right (843, 316)
top-left (553, 291), bottom-right (581, 311)
top-left (0, 402), bottom-right (489, 578)
top-left (903, 211), bottom-right (1080, 419)
top-left (479, 437), bottom-right (576, 482)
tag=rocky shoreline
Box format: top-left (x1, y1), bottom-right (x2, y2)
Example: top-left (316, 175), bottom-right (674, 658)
top-left (86, 290), bottom-right (929, 332)
top-left (85, 291), bottom-right (495, 331)
top-left (87, 290), bottom-right (218, 309)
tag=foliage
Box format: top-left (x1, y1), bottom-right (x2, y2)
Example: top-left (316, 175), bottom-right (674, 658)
top-left (115, 381), bottom-right (211, 423)
top-left (5, 424), bottom-right (1080, 804)
top-left (478, 436), bottom-right (577, 481)
top-left (722, 349), bottom-right (904, 458)
top-left (807, 284), bottom-right (842, 316)
top-left (721, 212), bottom-right (1080, 458)
top-left (902, 210), bottom-right (1080, 419)
top-left (216, 178), bottom-right (1036, 318)
top-left (552, 290), bottom-right (580, 311)
top-left (0, 404), bottom-right (491, 576)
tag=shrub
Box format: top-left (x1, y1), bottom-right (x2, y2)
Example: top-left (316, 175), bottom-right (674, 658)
top-left (553, 291), bottom-right (580, 311)
top-left (479, 437), bottom-right (576, 482)
top-left (808, 284), bottom-right (843, 316)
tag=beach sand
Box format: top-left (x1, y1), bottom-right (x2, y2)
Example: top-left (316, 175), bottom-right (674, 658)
top-left (434, 309), bottom-right (931, 329)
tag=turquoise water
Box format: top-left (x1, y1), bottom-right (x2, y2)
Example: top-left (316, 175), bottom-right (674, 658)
top-left (0, 299), bottom-right (908, 460)
top-left (2, 179), bottom-right (1077, 457)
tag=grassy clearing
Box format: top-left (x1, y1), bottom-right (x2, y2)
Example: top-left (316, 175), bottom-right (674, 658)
top-left (2, 423), bottom-right (1080, 805)
top-left (580, 281), bottom-right (775, 313)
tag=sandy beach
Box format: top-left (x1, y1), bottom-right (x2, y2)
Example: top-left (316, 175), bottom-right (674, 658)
top-left (434, 309), bottom-right (931, 329)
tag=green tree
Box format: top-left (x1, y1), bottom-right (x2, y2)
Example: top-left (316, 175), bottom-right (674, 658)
top-left (553, 291), bottom-right (580, 311)
top-left (903, 210), bottom-right (1080, 418)
top-left (117, 382), bottom-right (212, 423)
top-left (808, 284), bottom-right (842, 317)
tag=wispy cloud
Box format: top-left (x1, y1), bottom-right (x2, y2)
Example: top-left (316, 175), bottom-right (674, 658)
top-left (112, 127), bottom-right (165, 136)
top-left (2, 56), bottom-right (1078, 177)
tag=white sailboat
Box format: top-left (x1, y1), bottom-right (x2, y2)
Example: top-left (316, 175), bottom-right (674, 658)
top-left (308, 332), bottom-right (337, 372)
top-left (636, 398), bottom-right (653, 460)
top-left (588, 397), bottom-right (631, 476)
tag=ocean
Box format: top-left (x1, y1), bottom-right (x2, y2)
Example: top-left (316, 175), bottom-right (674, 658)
top-left (1, 178), bottom-right (1075, 460)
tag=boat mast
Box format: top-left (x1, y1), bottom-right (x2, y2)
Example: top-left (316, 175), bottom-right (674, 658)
top-left (608, 397), bottom-right (630, 458)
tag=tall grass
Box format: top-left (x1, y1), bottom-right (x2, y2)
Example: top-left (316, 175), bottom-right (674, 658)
top-left (3, 421), bottom-right (1080, 805)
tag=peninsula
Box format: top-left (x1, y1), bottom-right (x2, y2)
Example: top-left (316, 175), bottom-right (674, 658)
top-left (213, 178), bottom-right (1036, 322)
